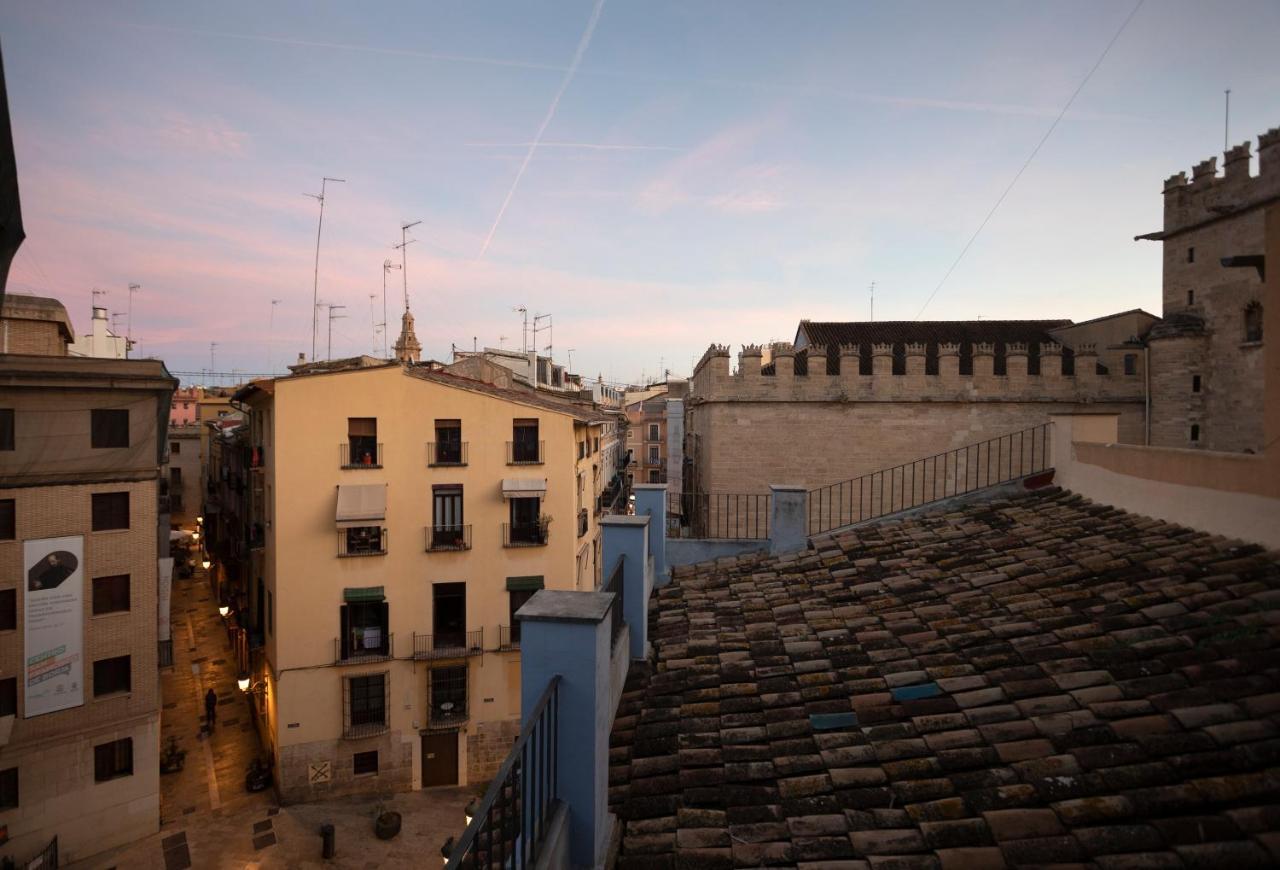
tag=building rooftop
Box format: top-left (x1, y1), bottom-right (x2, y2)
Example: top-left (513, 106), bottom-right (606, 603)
top-left (0, 291), bottom-right (75, 342)
top-left (797, 319), bottom-right (1073, 350)
top-left (609, 488), bottom-right (1280, 868)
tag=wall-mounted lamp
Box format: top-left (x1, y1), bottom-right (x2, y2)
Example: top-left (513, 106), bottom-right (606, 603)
top-left (202, 559), bottom-right (212, 570)
top-left (238, 674), bottom-right (267, 696)
top-left (191, 531), bottom-right (200, 541)
top-left (218, 605), bottom-right (230, 618)
top-left (196, 516), bottom-right (204, 524)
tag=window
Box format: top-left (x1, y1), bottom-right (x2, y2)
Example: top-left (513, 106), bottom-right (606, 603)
top-left (0, 677), bottom-right (15, 717)
top-left (92, 575), bottom-right (130, 615)
top-left (342, 526), bottom-right (384, 556)
top-left (353, 750), bottom-right (379, 776)
top-left (93, 655), bottom-right (132, 697)
top-left (648, 445), bottom-right (660, 464)
top-left (512, 419), bottom-right (541, 463)
top-left (340, 598), bottom-right (389, 660)
top-left (433, 583), bottom-right (466, 648)
top-left (90, 409), bottom-right (129, 449)
top-left (594, 436), bottom-right (600, 453)
top-left (1192, 374), bottom-right (1202, 393)
top-left (1187, 289), bottom-right (1195, 306)
top-left (649, 470), bottom-right (661, 483)
top-left (170, 441), bottom-right (181, 455)
top-left (432, 485), bottom-right (465, 548)
top-left (647, 424), bottom-right (659, 442)
top-left (1187, 246), bottom-right (1195, 263)
top-left (94, 738), bottom-right (133, 782)
top-left (1123, 354), bottom-right (1137, 376)
top-left (92, 492), bottom-right (129, 531)
top-left (0, 768), bottom-right (16, 809)
top-left (170, 467), bottom-right (182, 488)
top-left (347, 673), bottom-right (387, 731)
top-left (347, 418), bottom-right (378, 466)
top-left (434, 419), bottom-right (463, 465)
top-left (0, 409), bottom-right (12, 451)
top-left (1190, 424), bottom-right (1200, 442)
top-left (508, 497), bottom-right (544, 545)
top-left (0, 590), bottom-right (13, 631)
top-left (508, 587), bottom-right (537, 644)
top-left (0, 499), bottom-right (13, 540)
top-left (429, 666), bottom-right (467, 725)
top-left (1244, 302), bottom-right (1263, 343)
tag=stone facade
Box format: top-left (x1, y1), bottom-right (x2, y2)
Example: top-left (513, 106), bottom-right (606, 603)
top-left (686, 338), bottom-right (1145, 495)
top-left (277, 728), bottom-right (414, 805)
top-left (1144, 126), bottom-right (1277, 452)
top-left (466, 716), bottom-right (520, 783)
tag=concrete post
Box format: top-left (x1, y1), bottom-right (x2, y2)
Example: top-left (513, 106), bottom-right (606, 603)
top-left (631, 483), bottom-right (667, 581)
top-left (517, 591), bottom-right (616, 870)
top-left (769, 484), bottom-right (808, 554)
top-left (600, 515), bottom-right (651, 660)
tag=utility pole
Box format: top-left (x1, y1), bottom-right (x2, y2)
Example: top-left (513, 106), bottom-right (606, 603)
top-left (381, 260), bottom-right (400, 358)
top-left (210, 343), bottom-right (218, 384)
top-left (268, 299), bottom-right (281, 373)
top-left (368, 293), bottom-right (380, 354)
top-left (327, 304), bottom-right (346, 360)
top-left (513, 306), bottom-right (529, 353)
top-left (126, 283), bottom-right (140, 354)
top-left (395, 221), bottom-right (421, 312)
top-left (1224, 88), bottom-right (1231, 151)
top-left (305, 176), bottom-right (345, 362)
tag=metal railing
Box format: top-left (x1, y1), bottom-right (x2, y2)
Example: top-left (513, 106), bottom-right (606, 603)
top-left (603, 555), bottom-right (624, 647)
top-left (427, 524), bottom-right (472, 551)
top-left (444, 676), bottom-right (560, 869)
top-left (427, 441), bottom-right (469, 466)
top-left (335, 632), bottom-right (394, 664)
top-left (498, 624), bottom-right (519, 651)
top-left (666, 491), bottom-right (771, 540)
top-left (341, 441), bottom-right (383, 468)
top-left (506, 440), bottom-right (545, 465)
top-left (577, 508), bottom-right (589, 538)
top-left (337, 529), bottom-right (387, 557)
top-left (503, 520), bottom-right (549, 548)
top-left (807, 422), bottom-right (1053, 536)
top-left (413, 629), bottom-right (484, 660)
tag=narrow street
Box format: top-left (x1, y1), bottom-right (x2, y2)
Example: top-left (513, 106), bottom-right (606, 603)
top-left (70, 567), bottom-right (476, 869)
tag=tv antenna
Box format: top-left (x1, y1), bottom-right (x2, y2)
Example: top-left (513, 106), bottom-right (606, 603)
top-left (91, 288), bottom-right (107, 308)
top-left (869, 281), bottom-right (876, 322)
top-left (394, 221), bottom-right (421, 312)
top-left (381, 259), bottom-right (400, 358)
top-left (512, 306), bottom-right (528, 352)
top-left (268, 299), bottom-right (281, 373)
top-left (1224, 88), bottom-right (1231, 151)
top-left (498, 334), bottom-right (509, 349)
top-left (533, 312), bottom-right (552, 362)
top-left (126, 282), bottom-right (140, 350)
top-left (566, 348), bottom-right (576, 371)
top-left (305, 176), bottom-right (345, 362)
top-left (210, 342), bottom-right (218, 382)
top-left (368, 293), bottom-right (382, 354)
top-left (327, 303), bottom-right (347, 360)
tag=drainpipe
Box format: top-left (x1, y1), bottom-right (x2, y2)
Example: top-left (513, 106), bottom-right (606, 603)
top-left (1143, 345), bottom-right (1151, 446)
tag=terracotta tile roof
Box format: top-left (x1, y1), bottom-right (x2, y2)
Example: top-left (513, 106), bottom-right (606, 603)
top-left (608, 489), bottom-right (1280, 868)
top-left (798, 319), bottom-right (1072, 350)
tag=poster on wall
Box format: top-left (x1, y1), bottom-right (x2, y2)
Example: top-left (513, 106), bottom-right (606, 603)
top-left (23, 536), bottom-right (85, 717)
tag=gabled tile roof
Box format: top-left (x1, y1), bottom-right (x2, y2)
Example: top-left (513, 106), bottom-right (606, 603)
top-left (609, 489), bottom-right (1280, 869)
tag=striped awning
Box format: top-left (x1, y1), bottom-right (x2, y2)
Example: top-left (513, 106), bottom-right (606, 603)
top-left (336, 484), bottom-right (386, 528)
top-left (502, 478), bottom-right (547, 499)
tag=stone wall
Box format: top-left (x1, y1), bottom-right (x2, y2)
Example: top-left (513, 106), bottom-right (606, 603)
top-left (466, 716), bottom-right (520, 783)
top-left (277, 729), bottom-right (413, 804)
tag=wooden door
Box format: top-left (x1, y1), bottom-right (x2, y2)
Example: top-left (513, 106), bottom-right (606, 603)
top-left (422, 732), bottom-right (458, 787)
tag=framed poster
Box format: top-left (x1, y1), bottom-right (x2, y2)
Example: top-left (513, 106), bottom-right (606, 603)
top-left (24, 536), bottom-right (85, 717)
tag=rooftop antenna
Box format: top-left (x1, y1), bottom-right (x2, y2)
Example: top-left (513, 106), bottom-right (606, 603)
top-left (381, 259), bottom-right (400, 358)
top-left (210, 342), bottom-right (218, 384)
top-left (369, 293), bottom-right (381, 354)
top-left (869, 281), bottom-right (876, 322)
top-left (566, 348), bottom-right (576, 371)
top-left (533, 312), bottom-right (552, 362)
top-left (327, 303), bottom-right (347, 360)
top-left (110, 311), bottom-right (124, 333)
top-left (395, 220), bottom-right (421, 312)
top-left (91, 287), bottom-right (107, 308)
top-left (268, 299), bottom-right (281, 373)
top-left (473, 336), bottom-right (477, 352)
top-left (1224, 88), bottom-right (1231, 151)
top-left (126, 283), bottom-right (140, 352)
top-left (305, 176), bottom-right (345, 362)
top-left (512, 306), bottom-right (528, 352)
top-left (498, 334), bottom-right (509, 349)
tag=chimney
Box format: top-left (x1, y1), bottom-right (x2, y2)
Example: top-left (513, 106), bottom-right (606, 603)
top-left (297, 352), bottom-right (306, 365)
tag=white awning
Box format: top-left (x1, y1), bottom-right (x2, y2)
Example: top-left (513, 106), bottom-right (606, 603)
top-left (502, 478), bottom-right (547, 499)
top-left (336, 484), bottom-right (387, 528)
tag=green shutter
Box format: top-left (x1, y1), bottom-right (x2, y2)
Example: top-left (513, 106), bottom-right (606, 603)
top-left (505, 576), bottom-right (544, 592)
top-left (343, 586), bottom-right (385, 602)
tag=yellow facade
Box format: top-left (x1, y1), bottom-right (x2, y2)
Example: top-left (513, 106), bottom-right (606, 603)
top-left (243, 363), bottom-right (606, 800)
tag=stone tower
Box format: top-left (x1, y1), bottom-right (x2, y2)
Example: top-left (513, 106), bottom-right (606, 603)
top-left (393, 308), bottom-right (421, 363)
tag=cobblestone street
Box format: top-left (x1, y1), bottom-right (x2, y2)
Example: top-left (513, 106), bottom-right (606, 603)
top-left (69, 568), bottom-right (477, 869)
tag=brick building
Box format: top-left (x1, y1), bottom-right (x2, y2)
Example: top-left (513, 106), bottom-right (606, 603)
top-left (1139, 125), bottom-right (1277, 452)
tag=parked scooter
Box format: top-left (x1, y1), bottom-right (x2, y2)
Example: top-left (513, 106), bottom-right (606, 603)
top-left (245, 757), bottom-right (272, 793)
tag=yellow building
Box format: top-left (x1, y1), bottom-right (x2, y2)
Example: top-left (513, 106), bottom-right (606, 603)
top-left (234, 359), bottom-right (610, 801)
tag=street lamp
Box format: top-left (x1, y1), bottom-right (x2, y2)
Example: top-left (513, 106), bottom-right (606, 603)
top-left (237, 674), bottom-right (250, 692)
top-left (218, 605), bottom-right (230, 618)
top-left (202, 559), bottom-right (212, 570)
top-left (196, 516), bottom-right (204, 525)
top-left (191, 531), bottom-right (200, 542)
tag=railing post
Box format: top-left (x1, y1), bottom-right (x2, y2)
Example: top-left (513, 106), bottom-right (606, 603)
top-left (517, 591), bottom-right (617, 870)
top-left (630, 483), bottom-right (667, 581)
top-left (768, 484), bottom-right (809, 554)
top-left (601, 515), bottom-right (651, 660)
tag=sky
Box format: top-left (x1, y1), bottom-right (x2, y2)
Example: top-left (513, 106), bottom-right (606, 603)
top-left (2, 1), bottom-right (1278, 386)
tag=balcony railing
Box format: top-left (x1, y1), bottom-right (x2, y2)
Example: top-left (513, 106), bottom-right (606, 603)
top-left (341, 442), bottom-right (383, 469)
top-left (427, 441), bottom-right (469, 467)
top-left (498, 624), bottom-right (519, 651)
top-left (667, 492), bottom-right (770, 540)
top-left (335, 632), bottom-right (394, 664)
top-left (337, 529), bottom-right (387, 557)
top-left (506, 440), bottom-right (545, 465)
top-left (503, 520), bottom-right (549, 548)
top-left (577, 508), bottom-right (589, 538)
top-left (342, 676), bottom-right (391, 740)
top-left (426, 524), bottom-right (472, 552)
top-left (413, 629), bottom-right (484, 660)
top-left (428, 668), bottom-right (470, 729)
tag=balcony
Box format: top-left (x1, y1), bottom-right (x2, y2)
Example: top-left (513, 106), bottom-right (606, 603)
top-left (498, 624), bottom-right (520, 651)
top-left (338, 528), bottom-right (387, 557)
top-left (503, 520), bottom-right (549, 548)
top-left (334, 632), bottom-right (394, 664)
top-left (506, 440), bottom-right (545, 465)
top-left (427, 666), bottom-right (469, 729)
top-left (426, 524), bottom-right (472, 552)
top-left (413, 630), bottom-right (484, 660)
top-left (341, 441), bottom-right (383, 469)
top-left (577, 508), bottom-right (589, 538)
top-left (426, 441), bottom-right (469, 467)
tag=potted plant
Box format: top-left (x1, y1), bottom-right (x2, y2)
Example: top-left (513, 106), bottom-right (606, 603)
top-left (537, 513), bottom-right (553, 543)
top-left (160, 735), bottom-right (187, 774)
top-left (373, 802), bottom-right (401, 840)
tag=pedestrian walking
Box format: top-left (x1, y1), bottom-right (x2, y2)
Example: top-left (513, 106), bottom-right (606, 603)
top-left (204, 687), bottom-right (217, 730)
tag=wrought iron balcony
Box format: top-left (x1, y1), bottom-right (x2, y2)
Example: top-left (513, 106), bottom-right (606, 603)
top-left (334, 632), bottom-right (394, 664)
top-left (503, 520), bottom-right (549, 548)
top-left (506, 440), bottom-right (545, 465)
top-left (577, 508), bottom-right (589, 538)
top-left (337, 528), bottom-right (387, 557)
top-left (426, 524), bottom-right (472, 552)
top-left (427, 441), bottom-right (469, 467)
top-left (341, 441), bottom-right (383, 469)
top-left (413, 629), bottom-right (484, 660)
top-left (498, 624), bottom-right (519, 651)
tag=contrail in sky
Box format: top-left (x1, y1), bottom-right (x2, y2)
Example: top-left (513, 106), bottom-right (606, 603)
top-left (476, 0), bottom-right (607, 260)
top-left (468, 141), bottom-right (683, 152)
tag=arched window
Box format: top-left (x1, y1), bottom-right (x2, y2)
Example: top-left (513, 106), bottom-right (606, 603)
top-left (1244, 302), bottom-right (1263, 343)
top-left (826, 344), bottom-right (840, 376)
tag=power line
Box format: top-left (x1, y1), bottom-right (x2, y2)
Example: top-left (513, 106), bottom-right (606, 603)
top-left (914, 0), bottom-right (1144, 320)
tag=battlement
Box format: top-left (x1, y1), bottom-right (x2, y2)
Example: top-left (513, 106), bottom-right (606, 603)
top-left (1162, 126), bottom-right (1280, 235)
top-left (689, 341), bottom-right (1137, 406)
